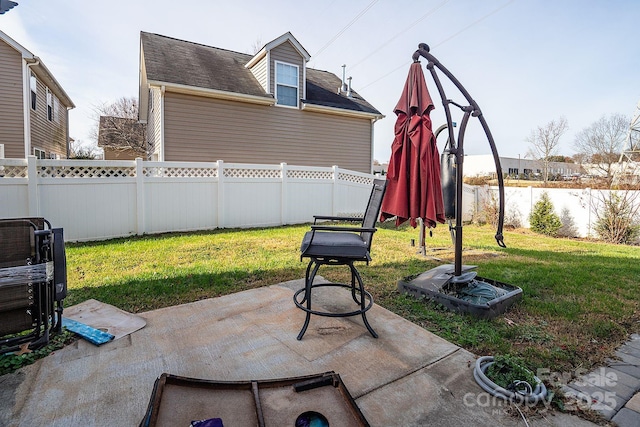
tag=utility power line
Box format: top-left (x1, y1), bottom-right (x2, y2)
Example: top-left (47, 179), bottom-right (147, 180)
top-left (311, 0), bottom-right (379, 60)
top-left (349, 0), bottom-right (450, 71)
top-left (357, 0), bottom-right (516, 92)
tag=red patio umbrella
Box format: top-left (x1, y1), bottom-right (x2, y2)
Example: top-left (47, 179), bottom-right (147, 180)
top-left (380, 62), bottom-right (445, 231)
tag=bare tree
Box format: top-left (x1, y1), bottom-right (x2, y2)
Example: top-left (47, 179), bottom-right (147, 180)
top-left (69, 139), bottom-right (101, 159)
top-left (249, 37), bottom-right (263, 55)
top-left (525, 117), bottom-right (569, 184)
top-left (92, 97), bottom-right (148, 157)
top-left (573, 113), bottom-right (627, 186)
top-left (591, 190), bottom-right (640, 244)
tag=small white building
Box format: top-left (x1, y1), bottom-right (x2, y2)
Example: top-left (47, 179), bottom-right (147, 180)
top-left (462, 155), bottom-right (582, 179)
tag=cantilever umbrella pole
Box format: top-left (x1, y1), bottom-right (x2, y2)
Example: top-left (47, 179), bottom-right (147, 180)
top-left (413, 43), bottom-right (505, 245)
top-left (412, 43), bottom-right (506, 275)
top-left (454, 110), bottom-right (472, 276)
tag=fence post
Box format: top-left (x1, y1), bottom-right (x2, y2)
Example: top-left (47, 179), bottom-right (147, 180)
top-left (281, 163), bottom-right (288, 225)
top-left (472, 184), bottom-right (480, 222)
top-left (586, 187), bottom-right (592, 237)
top-left (27, 156), bottom-right (38, 216)
top-left (135, 158), bottom-right (145, 235)
top-left (217, 160), bottom-right (224, 228)
top-left (332, 165), bottom-right (339, 216)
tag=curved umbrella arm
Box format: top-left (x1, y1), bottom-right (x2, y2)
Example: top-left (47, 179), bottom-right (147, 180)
top-left (413, 43), bottom-right (506, 249)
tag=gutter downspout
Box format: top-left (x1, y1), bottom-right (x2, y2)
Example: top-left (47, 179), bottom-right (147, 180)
top-left (66, 107), bottom-right (71, 158)
top-left (160, 85), bottom-right (165, 161)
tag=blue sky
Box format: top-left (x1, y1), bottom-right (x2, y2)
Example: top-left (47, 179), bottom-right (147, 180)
top-left (2, 0), bottom-right (639, 163)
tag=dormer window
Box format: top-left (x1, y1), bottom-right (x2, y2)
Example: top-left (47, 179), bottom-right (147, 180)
top-left (275, 61), bottom-right (298, 107)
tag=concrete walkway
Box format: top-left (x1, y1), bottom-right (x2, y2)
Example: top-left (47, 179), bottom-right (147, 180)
top-left (564, 334), bottom-right (640, 427)
top-left (1, 279), bottom-right (599, 426)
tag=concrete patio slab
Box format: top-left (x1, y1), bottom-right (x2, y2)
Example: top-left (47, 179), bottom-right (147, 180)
top-left (0, 279), bottom-right (599, 427)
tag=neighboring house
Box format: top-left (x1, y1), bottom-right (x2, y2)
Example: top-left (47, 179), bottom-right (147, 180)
top-left (98, 116), bottom-right (147, 160)
top-left (0, 29), bottom-right (74, 159)
top-left (463, 154), bottom-right (582, 179)
top-left (138, 31), bottom-right (383, 174)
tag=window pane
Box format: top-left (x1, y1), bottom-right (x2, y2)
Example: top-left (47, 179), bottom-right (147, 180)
top-left (276, 63), bottom-right (297, 86)
top-left (277, 85), bottom-right (297, 106)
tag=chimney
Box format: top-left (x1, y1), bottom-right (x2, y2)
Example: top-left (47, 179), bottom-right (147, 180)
top-left (346, 76), bottom-right (352, 97)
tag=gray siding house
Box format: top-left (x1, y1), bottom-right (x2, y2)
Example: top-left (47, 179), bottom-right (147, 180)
top-left (0, 29), bottom-right (74, 159)
top-left (138, 32), bottom-right (383, 174)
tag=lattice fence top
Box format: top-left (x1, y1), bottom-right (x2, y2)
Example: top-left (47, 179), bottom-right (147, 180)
top-left (0, 160), bottom-right (379, 184)
top-left (144, 166), bottom-right (218, 178)
top-left (38, 165), bottom-right (136, 178)
top-left (286, 169), bottom-right (333, 180)
top-left (338, 172), bottom-right (373, 185)
top-left (0, 165), bottom-right (28, 178)
top-left (223, 167), bottom-right (281, 179)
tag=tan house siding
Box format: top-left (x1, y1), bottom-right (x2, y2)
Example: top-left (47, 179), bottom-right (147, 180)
top-left (163, 92), bottom-right (372, 173)
top-left (103, 148), bottom-right (141, 160)
top-left (248, 55), bottom-right (268, 93)
top-left (30, 76), bottom-right (68, 158)
top-left (0, 40), bottom-right (25, 158)
top-left (270, 41), bottom-right (305, 98)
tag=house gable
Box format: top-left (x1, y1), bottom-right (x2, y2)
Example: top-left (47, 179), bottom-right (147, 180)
top-left (0, 33), bottom-right (24, 158)
top-left (0, 29), bottom-right (74, 159)
top-left (246, 32), bottom-right (311, 105)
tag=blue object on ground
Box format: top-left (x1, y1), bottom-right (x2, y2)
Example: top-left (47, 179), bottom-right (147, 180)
top-left (191, 419), bottom-right (223, 427)
top-left (62, 317), bottom-right (115, 345)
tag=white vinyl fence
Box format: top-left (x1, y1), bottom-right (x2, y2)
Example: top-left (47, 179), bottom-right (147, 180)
top-left (0, 157), bottom-right (374, 242)
top-left (2, 157), bottom-right (637, 242)
top-left (480, 185), bottom-right (640, 239)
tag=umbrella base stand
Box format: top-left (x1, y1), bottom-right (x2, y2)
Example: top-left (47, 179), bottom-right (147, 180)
top-left (397, 264), bottom-right (522, 319)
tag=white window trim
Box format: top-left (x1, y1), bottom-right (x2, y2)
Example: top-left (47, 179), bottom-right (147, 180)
top-left (46, 88), bottom-right (53, 121)
top-left (0, 144), bottom-right (4, 159)
top-left (53, 94), bottom-right (59, 121)
top-left (34, 148), bottom-right (46, 159)
top-left (274, 60), bottom-right (299, 109)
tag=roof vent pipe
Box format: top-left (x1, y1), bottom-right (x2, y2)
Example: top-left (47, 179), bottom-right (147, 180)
top-left (339, 64), bottom-right (346, 93)
top-left (346, 76), bottom-right (352, 97)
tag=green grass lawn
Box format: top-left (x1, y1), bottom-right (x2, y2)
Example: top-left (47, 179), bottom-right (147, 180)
top-left (64, 223), bottom-right (640, 375)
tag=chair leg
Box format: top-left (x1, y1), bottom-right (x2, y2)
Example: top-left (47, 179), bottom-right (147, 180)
top-left (297, 260), bottom-right (321, 340)
top-left (299, 261), bottom-right (314, 304)
top-left (349, 263), bottom-right (360, 304)
top-left (350, 264), bottom-right (378, 339)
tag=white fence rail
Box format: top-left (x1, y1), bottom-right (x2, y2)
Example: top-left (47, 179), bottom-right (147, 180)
top-left (2, 157), bottom-right (637, 242)
top-left (0, 157), bottom-right (374, 242)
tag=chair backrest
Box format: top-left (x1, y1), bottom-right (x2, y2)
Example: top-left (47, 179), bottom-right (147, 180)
top-left (0, 219), bottom-right (37, 268)
top-left (0, 218), bottom-right (52, 268)
top-left (360, 178), bottom-right (387, 250)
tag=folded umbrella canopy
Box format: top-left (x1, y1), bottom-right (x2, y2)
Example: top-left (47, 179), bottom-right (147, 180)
top-left (380, 62), bottom-right (445, 229)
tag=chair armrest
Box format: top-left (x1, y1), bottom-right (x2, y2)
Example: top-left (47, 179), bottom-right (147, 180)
top-left (310, 225), bottom-right (377, 233)
top-left (313, 215), bottom-right (363, 224)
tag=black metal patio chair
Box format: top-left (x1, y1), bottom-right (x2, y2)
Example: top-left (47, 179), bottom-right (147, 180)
top-left (294, 178), bottom-right (387, 340)
top-left (0, 217), bottom-right (67, 354)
